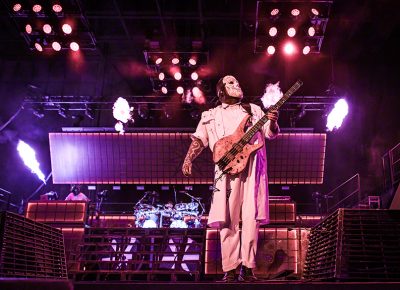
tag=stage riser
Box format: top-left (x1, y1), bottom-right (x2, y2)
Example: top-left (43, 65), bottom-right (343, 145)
top-left (0, 211), bottom-right (68, 279)
top-left (304, 209), bottom-right (400, 281)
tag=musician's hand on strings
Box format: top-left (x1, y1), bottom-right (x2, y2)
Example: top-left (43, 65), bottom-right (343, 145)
top-left (267, 110), bottom-right (279, 131)
top-left (182, 159), bottom-right (193, 176)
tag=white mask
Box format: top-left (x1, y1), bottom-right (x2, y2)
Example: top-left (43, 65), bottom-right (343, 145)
top-left (222, 75), bottom-right (243, 99)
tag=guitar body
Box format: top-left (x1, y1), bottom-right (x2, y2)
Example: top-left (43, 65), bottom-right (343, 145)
top-left (213, 115), bottom-right (264, 175)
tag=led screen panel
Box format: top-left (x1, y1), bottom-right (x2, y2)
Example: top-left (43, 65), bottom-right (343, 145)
top-left (50, 132), bottom-right (326, 184)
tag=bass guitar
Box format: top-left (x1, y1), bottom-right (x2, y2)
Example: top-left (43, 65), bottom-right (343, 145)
top-left (213, 80), bottom-right (303, 175)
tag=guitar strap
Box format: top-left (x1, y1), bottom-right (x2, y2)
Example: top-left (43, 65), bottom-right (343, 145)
top-left (241, 102), bottom-right (253, 116)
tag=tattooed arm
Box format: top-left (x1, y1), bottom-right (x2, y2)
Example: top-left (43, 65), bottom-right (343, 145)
top-left (182, 137), bottom-right (206, 176)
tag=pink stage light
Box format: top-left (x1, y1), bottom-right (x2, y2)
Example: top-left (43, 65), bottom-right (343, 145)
top-left (32, 4), bottom-right (42, 13)
top-left (25, 24), bottom-right (32, 34)
top-left (62, 23), bottom-right (72, 34)
top-left (267, 45), bottom-right (275, 55)
top-left (161, 86), bottom-right (168, 94)
top-left (291, 9), bottom-right (300, 16)
top-left (176, 86), bottom-right (184, 94)
top-left (52, 4), bottom-right (62, 13)
top-left (52, 41), bottom-right (61, 51)
top-left (270, 8), bottom-right (279, 16)
top-left (311, 8), bottom-right (319, 16)
top-left (269, 27), bottom-right (277, 37)
top-left (188, 58), bottom-right (197, 65)
top-left (191, 72), bottom-right (198, 81)
top-left (155, 57), bottom-right (163, 65)
top-left (158, 72), bottom-right (165, 80)
top-left (34, 42), bottom-right (43, 52)
top-left (13, 3), bottom-right (22, 12)
top-left (308, 26), bottom-right (316, 36)
top-left (43, 24), bottom-right (52, 34)
top-left (70, 42), bottom-right (79, 51)
top-left (302, 46), bottom-right (310, 55)
top-left (171, 57), bottom-right (180, 64)
top-left (174, 72), bottom-right (182, 80)
top-left (283, 42), bottom-right (296, 55)
top-left (287, 27), bottom-right (296, 37)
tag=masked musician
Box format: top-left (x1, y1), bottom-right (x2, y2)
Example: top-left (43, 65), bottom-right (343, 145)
top-left (65, 185), bottom-right (90, 202)
top-left (182, 75), bottom-right (279, 282)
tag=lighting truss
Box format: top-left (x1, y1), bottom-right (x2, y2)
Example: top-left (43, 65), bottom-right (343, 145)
top-left (254, 0), bottom-right (332, 54)
top-left (143, 51), bottom-right (210, 97)
top-left (4, 0), bottom-right (96, 51)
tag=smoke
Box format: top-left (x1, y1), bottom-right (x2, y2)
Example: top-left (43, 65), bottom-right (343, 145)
top-left (260, 82), bottom-right (282, 109)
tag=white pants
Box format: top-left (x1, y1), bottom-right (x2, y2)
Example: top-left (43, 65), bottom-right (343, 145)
top-left (220, 173), bottom-right (259, 272)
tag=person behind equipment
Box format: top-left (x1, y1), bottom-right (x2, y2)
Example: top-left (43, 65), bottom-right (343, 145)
top-left (65, 185), bottom-right (90, 201)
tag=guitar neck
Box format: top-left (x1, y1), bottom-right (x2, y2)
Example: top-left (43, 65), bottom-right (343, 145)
top-left (241, 80), bottom-right (303, 144)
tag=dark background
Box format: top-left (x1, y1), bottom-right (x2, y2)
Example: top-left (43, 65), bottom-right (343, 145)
top-left (0, 0), bottom-right (399, 213)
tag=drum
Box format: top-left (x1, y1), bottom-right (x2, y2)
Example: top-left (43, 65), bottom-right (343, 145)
top-left (134, 209), bottom-right (159, 228)
top-left (187, 202), bottom-right (199, 211)
top-left (175, 203), bottom-right (188, 211)
top-left (170, 219), bottom-right (188, 228)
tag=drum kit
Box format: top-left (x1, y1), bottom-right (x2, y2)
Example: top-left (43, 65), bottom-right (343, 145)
top-left (134, 190), bottom-right (204, 228)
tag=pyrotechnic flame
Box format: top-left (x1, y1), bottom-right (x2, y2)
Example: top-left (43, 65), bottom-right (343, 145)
top-left (114, 121), bottom-right (125, 134)
top-left (17, 140), bottom-right (46, 183)
top-left (113, 97), bottom-right (133, 123)
top-left (326, 98), bottom-right (349, 131)
top-left (261, 82), bottom-right (283, 109)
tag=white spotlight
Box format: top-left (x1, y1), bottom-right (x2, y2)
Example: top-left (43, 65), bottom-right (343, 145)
top-left (158, 72), bottom-right (165, 81)
top-left (188, 58), bottom-right (197, 65)
top-left (161, 86), bottom-right (168, 94)
top-left (43, 24), bottom-right (52, 34)
top-left (269, 27), bottom-right (277, 37)
top-left (25, 24), bottom-right (32, 34)
top-left (17, 140), bottom-right (46, 183)
top-left (34, 42), bottom-right (43, 52)
top-left (13, 3), bottom-right (22, 12)
top-left (62, 23), bottom-right (72, 34)
top-left (176, 86), bottom-right (184, 94)
top-left (52, 4), bottom-right (63, 13)
top-left (283, 42), bottom-right (296, 55)
top-left (52, 41), bottom-right (61, 51)
top-left (70, 42), bottom-right (79, 51)
top-left (32, 4), bottom-right (42, 13)
top-left (287, 27), bottom-right (296, 37)
top-left (326, 98), bottom-right (349, 131)
top-left (308, 26), bottom-right (316, 36)
top-left (191, 72), bottom-right (198, 81)
top-left (302, 46), bottom-right (310, 55)
top-left (155, 57), bottom-right (163, 65)
top-left (174, 72), bottom-right (182, 80)
top-left (291, 9), bottom-right (300, 16)
top-left (171, 57), bottom-right (180, 64)
top-left (267, 45), bottom-right (275, 55)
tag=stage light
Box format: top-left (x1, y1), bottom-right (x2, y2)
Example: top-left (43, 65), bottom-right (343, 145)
top-left (58, 105), bottom-right (68, 118)
top-left (174, 72), bottom-right (182, 80)
top-left (308, 26), bottom-right (316, 36)
top-left (267, 45), bottom-right (275, 55)
top-left (52, 4), bottom-right (62, 13)
top-left (52, 41), bottom-right (61, 51)
top-left (158, 72), bottom-right (165, 80)
top-left (32, 106), bottom-right (44, 118)
top-left (291, 9), bottom-right (300, 16)
top-left (43, 24), bottom-right (52, 34)
top-left (17, 140), bottom-right (46, 184)
top-left (32, 4), bottom-right (42, 13)
top-left (269, 27), bottom-right (277, 37)
top-left (191, 72), bottom-right (199, 81)
top-left (171, 57), bottom-right (180, 64)
top-left (326, 98), bottom-right (349, 131)
top-left (62, 23), bottom-right (72, 34)
top-left (85, 104), bottom-right (95, 120)
top-left (34, 42), bottom-right (43, 52)
top-left (188, 57), bottom-right (197, 65)
top-left (155, 57), bottom-right (163, 65)
top-left (287, 27), bottom-right (296, 37)
top-left (161, 86), bottom-right (168, 94)
top-left (176, 86), bottom-right (184, 94)
top-left (311, 8), bottom-right (319, 17)
top-left (302, 46), bottom-right (310, 55)
top-left (70, 42), bottom-right (79, 51)
top-left (25, 24), bottom-right (32, 34)
top-left (270, 8), bottom-right (279, 16)
top-left (13, 3), bottom-right (22, 12)
top-left (283, 42), bottom-right (295, 55)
